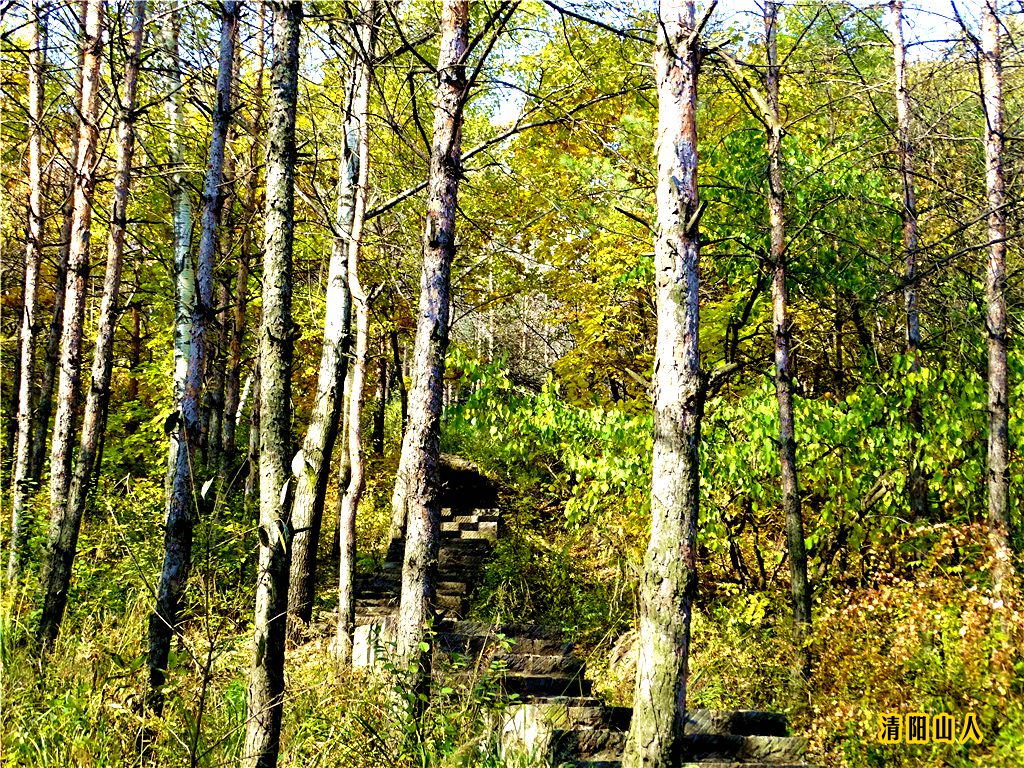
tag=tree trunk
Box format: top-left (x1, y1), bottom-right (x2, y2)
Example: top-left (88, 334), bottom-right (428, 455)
top-left (148, 0), bottom-right (239, 715)
top-left (8, 0), bottom-right (47, 583)
top-left (36, 0), bottom-right (144, 635)
top-left (621, 2), bottom-right (702, 766)
top-left (981, 0), bottom-right (1013, 596)
top-left (244, 368), bottom-right (261, 516)
top-left (30, 1), bottom-right (83, 486)
top-left (128, 296), bottom-right (141, 403)
top-left (372, 336), bottom-right (387, 454)
top-left (392, 329), bottom-right (408, 428)
top-left (287, 0), bottom-right (378, 622)
top-left (335, 4), bottom-right (377, 657)
top-left (45, 0), bottom-right (104, 517)
top-left (890, 0), bottom-right (928, 520)
top-left (36, 0), bottom-right (104, 649)
top-left (223, 2), bottom-right (266, 475)
top-left (763, 2), bottom-right (811, 693)
top-left (243, 3), bottom-right (301, 765)
top-left (393, 0), bottom-right (470, 678)
top-left (162, 0), bottom-right (195, 508)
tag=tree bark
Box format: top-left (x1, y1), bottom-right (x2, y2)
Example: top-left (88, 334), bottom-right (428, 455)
top-left (148, 0), bottom-right (240, 715)
top-left (392, 329), bottom-right (408, 427)
top-left (393, 0), bottom-right (470, 677)
top-left (8, 0), bottom-right (47, 583)
top-left (981, 0), bottom-right (1013, 596)
top-left (162, 0), bottom-right (195, 508)
top-left (890, 0), bottom-right (928, 520)
top-left (372, 336), bottom-right (387, 454)
top-left (335, 3), bottom-right (377, 659)
top-left (621, 2), bottom-right (702, 766)
top-left (45, 0), bottom-right (104, 517)
top-left (37, 0), bottom-right (144, 634)
top-left (223, 2), bottom-right (266, 474)
top-left (287, 0), bottom-right (377, 623)
top-left (36, 0), bottom-right (104, 649)
top-left (29, 0), bottom-right (84, 486)
top-left (243, 3), bottom-right (301, 765)
top-left (763, 2), bottom-right (811, 693)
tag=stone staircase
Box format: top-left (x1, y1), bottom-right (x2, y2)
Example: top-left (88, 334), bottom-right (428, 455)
top-left (350, 495), bottom-right (812, 767)
top-left (351, 506), bottom-right (501, 664)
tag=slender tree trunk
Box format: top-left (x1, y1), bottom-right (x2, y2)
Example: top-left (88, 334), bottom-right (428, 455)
top-left (890, 0), bottom-right (928, 520)
top-left (4, 316), bottom-right (22, 488)
top-left (45, 0), bottom-right (104, 516)
top-left (621, 2), bottom-right (702, 766)
top-left (39, 0), bottom-right (144, 627)
top-left (148, 1), bottom-right (240, 715)
top-left (128, 296), bottom-right (141, 403)
top-left (287, 1), bottom-right (378, 622)
top-left (762, 2), bottom-right (811, 693)
top-left (981, 0), bottom-right (1013, 596)
top-left (391, 329), bottom-right (408, 427)
top-left (29, 0), bottom-right (83, 486)
top-left (372, 336), bottom-right (387, 454)
top-left (244, 368), bottom-right (261, 518)
top-left (337, 278), bottom-right (371, 665)
top-left (36, 0), bottom-right (104, 648)
top-left (223, 2), bottom-right (266, 474)
top-left (335, 5), bottom-right (377, 658)
top-left (331, 382), bottom-right (352, 565)
top-left (8, 0), bottom-right (47, 583)
top-left (162, 0), bottom-right (195, 507)
top-left (243, 4), bottom-right (301, 765)
top-left (393, 0), bottom-right (470, 677)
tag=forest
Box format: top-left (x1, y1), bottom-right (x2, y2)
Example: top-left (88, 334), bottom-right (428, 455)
top-left (0, 0), bottom-right (1022, 766)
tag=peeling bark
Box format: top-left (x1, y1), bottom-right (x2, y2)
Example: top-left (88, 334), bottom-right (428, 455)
top-left (393, 0), bottom-right (470, 678)
top-left (622, 2), bottom-right (703, 766)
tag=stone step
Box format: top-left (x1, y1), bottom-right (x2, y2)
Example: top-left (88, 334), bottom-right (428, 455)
top-left (501, 673), bottom-right (592, 698)
top-left (356, 597), bottom-right (398, 608)
top-left (554, 734), bottom-right (807, 763)
top-left (436, 628), bottom-right (573, 657)
top-left (437, 593), bottom-right (463, 611)
top-left (553, 729), bottom-right (625, 761)
top-left (440, 538), bottom-right (493, 552)
top-left (437, 580), bottom-right (468, 595)
top-left (355, 603), bottom-right (396, 614)
top-left (686, 709), bottom-right (791, 737)
top-left (680, 734), bottom-right (808, 762)
top-left (503, 653), bottom-right (584, 677)
top-left (522, 702), bottom-right (630, 731)
top-left (441, 621), bottom-right (564, 639)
